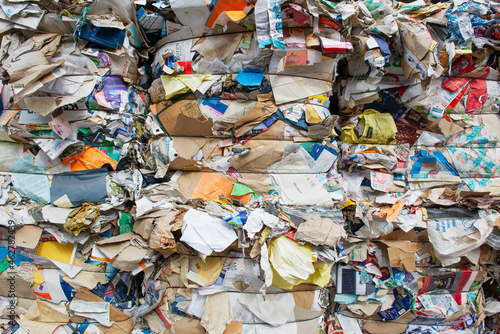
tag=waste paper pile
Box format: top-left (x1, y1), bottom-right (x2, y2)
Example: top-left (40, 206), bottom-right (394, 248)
top-left (0, 0), bottom-right (499, 333)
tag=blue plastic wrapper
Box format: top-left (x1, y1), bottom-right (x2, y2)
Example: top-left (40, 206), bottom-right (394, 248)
top-left (171, 296), bottom-right (187, 316)
top-left (223, 210), bottom-right (248, 228)
top-left (446, 10), bottom-right (473, 47)
top-left (78, 23), bottom-right (126, 50)
top-left (275, 107), bottom-right (308, 131)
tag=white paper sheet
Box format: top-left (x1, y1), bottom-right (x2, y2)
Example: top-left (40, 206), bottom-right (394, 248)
top-left (238, 293), bottom-right (295, 326)
top-left (170, 0), bottom-right (209, 36)
top-left (70, 300), bottom-right (113, 327)
top-left (268, 152), bottom-right (332, 207)
top-left (43, 269), bottom-right (68, 302)
top-left (33, 138), bottom-right (76, 160)
top-left (187, 289), bottom-right (206, 318)
top-left (180, 209), bottom-right (238, 256)
top-left (336, 312), bottom-right (362, 334)
top-left (270, 75), bottom-right (332, 105)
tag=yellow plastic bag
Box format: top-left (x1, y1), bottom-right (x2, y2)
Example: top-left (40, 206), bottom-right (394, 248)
top-left (305, 95), bottom-right (330, 124)
top-left (341, 109), bottom-right (397, 144)
top-left (161, 74), bottom-right (214, 100)
top-left (64, 203), bottom-right (100, 236)
top-left (268, 235), bottom-right (332, 290)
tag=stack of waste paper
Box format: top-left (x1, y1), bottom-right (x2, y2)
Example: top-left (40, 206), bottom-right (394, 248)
top-left (0, 0), bottom-right (499, 333)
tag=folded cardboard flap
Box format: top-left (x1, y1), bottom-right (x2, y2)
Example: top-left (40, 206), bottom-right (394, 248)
top-left (228, 144), bottom-right (286, 172)
top-left (168, 317), bottom-right (206, 334)
top-left (234, 100), bottom-right (278, 137)
top-left (155, 98), bottom-right (214, 136)
top-left (294, 214), bottom-right (347, 247)
top-left (0, 271), bottom-right (37, 299)
top-left (379, 240), bottom-right (422, 272)
top-left (173, 113), bottom-right (214, 137)
top-left (73, 288), bottom-right (134, 333)
top-left (15, 225), bottom-right (43, 249)
top-left (19, 299), bottom-right (70, 333)
top-left (112, 245), bottom-right (149, 271)
top-left (222, 322), bottom-right (243, 334)
top-left (363, 312), bottom-right (415, 334)
top-left (173, 137), bottom-right (207, 160)
top-left (95, 232), bottom-right (134, 259)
